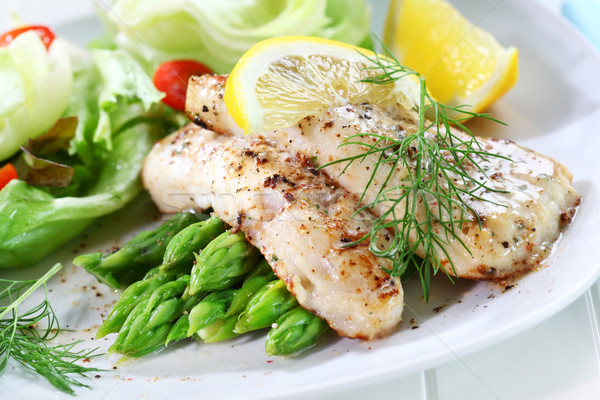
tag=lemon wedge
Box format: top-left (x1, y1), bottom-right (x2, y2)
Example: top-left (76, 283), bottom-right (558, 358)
top-left (224, 36), bottom-right (420, 134)
top-left (384, 0), bottom-right (518, 113)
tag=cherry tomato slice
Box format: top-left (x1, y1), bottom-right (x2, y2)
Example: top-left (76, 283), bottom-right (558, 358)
top-left (153, 60), bottom-right (213, 111)
top-left (0, 25), bottom-right (56, 50)
top-left (0, 163), bottom-right (18, 191)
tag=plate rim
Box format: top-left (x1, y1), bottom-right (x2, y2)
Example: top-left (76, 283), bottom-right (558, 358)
top-left (2, 0), bottom-right (600, 399)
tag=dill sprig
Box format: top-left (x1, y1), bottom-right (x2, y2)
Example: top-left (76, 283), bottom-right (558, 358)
top-left (0, 263), bottom-right (101, 395)
top-left (323, 42), bottom-right (509, 301)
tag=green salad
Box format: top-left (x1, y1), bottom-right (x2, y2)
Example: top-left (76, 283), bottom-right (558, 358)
top-left (0, 0), bottom-right (372, 269)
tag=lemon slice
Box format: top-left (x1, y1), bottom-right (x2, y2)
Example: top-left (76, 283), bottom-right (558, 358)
top-left (384, 0), bottom-right (518, 113)
top-left (224, 36), bottom-right (420, 134)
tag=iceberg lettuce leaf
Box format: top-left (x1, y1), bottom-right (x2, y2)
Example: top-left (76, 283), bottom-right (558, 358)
top-left (0, 32), bottom-right (73, 161)
top-left (92, 49), bottom-right (164, 112)
top-left (99, 0), bottom-right (372, 74)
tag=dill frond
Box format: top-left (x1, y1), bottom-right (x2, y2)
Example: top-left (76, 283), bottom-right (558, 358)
top-left (0, 263), bottom-right (102, 395)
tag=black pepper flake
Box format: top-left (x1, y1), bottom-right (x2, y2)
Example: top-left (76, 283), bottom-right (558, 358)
top-left (230, 213), bottom-right (245, 233)
top-left (502, 241), bottom-right (509, 248)
top-left (193, 114), bottom-right (208, 129)
top-left (283, 192), bottom-right (295, 202)
top-left (201, 105), bottom-right (209, 112)
top-left (264, 174), bottom-right (296, 188)
top-left (242, 150), bottom-right (258, 158)
top-left (433, 305), bottom-right (446, 313)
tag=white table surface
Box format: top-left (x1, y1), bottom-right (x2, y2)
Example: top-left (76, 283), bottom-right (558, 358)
top-left (2, 1), bottom-right (599, 399)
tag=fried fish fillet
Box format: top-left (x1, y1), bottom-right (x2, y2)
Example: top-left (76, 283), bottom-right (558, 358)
top-left (187, 74), bottom-right (580, 280)
top-left (142, 124), bottom-right (403, 340)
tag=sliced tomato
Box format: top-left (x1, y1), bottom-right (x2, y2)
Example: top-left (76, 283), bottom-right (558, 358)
top-left (153, 60), bottom-right (213, 111)
top-left (0, 163), bottom-right (18, 191)
top-left (0, 25), bottom-right (56, 50)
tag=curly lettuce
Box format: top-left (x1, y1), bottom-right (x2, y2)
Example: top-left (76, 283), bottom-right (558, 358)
top-left (99, 0), bottom-right (372, 74)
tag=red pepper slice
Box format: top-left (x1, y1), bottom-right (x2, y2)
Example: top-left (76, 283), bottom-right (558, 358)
top-left (0, 25), bottom-right (56, 50)
top-left (0, 163), bottom-right (18, 191)
top-left (153, 60), bottom-right (213, 111)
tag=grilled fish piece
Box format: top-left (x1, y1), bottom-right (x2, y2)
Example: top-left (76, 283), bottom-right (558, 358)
top-left (142, 123), bottom-right (403, 340)
top-left (187, 74), bottom-right (581, 280)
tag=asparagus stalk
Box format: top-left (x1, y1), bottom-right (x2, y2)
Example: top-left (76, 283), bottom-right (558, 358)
top-left (75, 212), bottom-right (199, 288)
top-left (189, 230), bottom-right (260, 294)
top-left (234, 279), bottom-right (298, 334)
top-left (184, 260), bottom-right (276, 343)
top-left (185, 259), bottom-right (275, 343)
top-left (185, 289), bottom-right (243, 343)
top-left (226, 259), bottom-right (275, 317)
top-left (97, 267), bottom-right (177, 338)
top-left (110, 298), bottom-right (149, 354)
top-left (197, 259), bottom-right (276, 343)
top-left (187, 290), bottom-right (236, 335)
top-left (190, 259), bottom-right (276, 343)
top-left (111, 275), bottom-right (203, 357)
top-left (164, 314), bottom-right (190, 346)
top-left (161, 215), bottom-right (226, 272)
top-left (265, 306), bottom-right (330, 356)
top-left (197, 314), bottom-right (239, 343)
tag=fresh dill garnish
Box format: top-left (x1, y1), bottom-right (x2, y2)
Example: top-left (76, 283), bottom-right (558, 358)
top-left (0, 263), bottom-right (101, 395)
top-left (322, 41), bottom-right (509, 301)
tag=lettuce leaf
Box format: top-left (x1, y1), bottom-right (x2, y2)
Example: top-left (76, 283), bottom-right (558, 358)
top-left (93, 49), bottom-right (163, 112)
top-left (99, 0), bottom-right (372, 74)
top-left (0, 32), bottom-right (73, 161)
top-left (67, 48), bottom-right (163, 162)
top-left (0, 122), bottom-right (157, 268)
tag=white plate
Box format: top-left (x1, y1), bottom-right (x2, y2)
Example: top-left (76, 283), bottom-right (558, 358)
top-left (2, 1), bottom-right (600, 399)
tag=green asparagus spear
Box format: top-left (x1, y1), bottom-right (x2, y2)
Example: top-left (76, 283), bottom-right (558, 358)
top-left (189, 230), bottom-right (260, 294)
top-left (111, 275), bottom-right (203, 357)
top-left (265, 306), bottom-right (330, 356)
top-left (97, 267), bottom-right (178, 338)
top-left (187, 289), bottom-right (236, 335)
top-left (111, 278), bottom-right (187, 356)
top-left (197, 314), bottom-right (239, 343)
top-left (164, 286), bottom-right (207, 346)
top-left (226, 259), bottom-right (276, 317)
top-left (165, 314), bottom-right (190, 346)
top-left (234, 279), bottom-right (298, 334)
top-left (161, 216), bottom-right (226, 272)
top-left (110, 298), bottom-right (149, 354)
top-left (75, 212), bottom-right (200, 288)
top-left (181, 290), bottom-right (243, 343)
